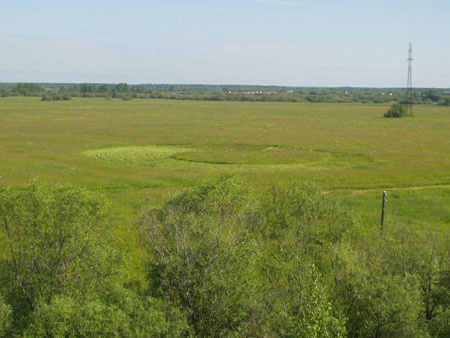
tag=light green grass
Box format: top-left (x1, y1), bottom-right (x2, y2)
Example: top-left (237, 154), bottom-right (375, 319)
top-left (339, 187), bottom-right (450, 233)
top-left (83, 143), bottom-right (367, 169)
top-left (83, 145), bottom-right (196, 166)
top-left (170, 144), bottom-right (328, 165)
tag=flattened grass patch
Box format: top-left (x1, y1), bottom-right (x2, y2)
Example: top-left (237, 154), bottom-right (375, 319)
top-left (83, 144), bottom-right (370, 170)
top-left (172, 144), bottom-right (329, 165)
top-left (82, 145), bottom-right (194, 166)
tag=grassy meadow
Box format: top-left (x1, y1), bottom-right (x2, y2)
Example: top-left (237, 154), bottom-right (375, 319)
top-left (1, 96), bottom-right (449, 232)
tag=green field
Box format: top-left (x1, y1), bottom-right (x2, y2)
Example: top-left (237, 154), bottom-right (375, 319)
top-left (1, 96), bottom-right (449, 231)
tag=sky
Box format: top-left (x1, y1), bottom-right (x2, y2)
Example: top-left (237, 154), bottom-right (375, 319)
top-left (1, 0), bottom-right (449, 87)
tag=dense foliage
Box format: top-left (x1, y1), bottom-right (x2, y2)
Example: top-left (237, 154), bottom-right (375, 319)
top-left (384, 103), bottom-right (407, 118)
top-left (0, 178), bottom-right (448, 337)
top-left (41, 93), bottom-right (72, 101)
top-left (1, 82), bottom-right (449, 104)
top-left (439, 97), bottom-right (450, 106)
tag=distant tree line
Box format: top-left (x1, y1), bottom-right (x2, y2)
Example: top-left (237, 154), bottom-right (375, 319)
top-left (0, 177), bottom-right (448, 337)
top-left (1, 82), bottom-right (450, 104)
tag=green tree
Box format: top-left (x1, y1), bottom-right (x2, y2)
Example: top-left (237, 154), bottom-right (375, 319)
top-left (115, 83), bottom-right (129, 93)
top-left (139, 179), bottom-right (351, 337)
top-left (332, 231), bottom-right (430, 337)
top-left (384, 103), bottom-right (407, 118)
top-left (439, 97), bottom-right (450, 106)
top-left (258, 183), bottom-right (351, 337)
top-left (139, 176), bottom-right (261, 337)
top-left (398, 231), bottom-right (450, 336)
top-left (423, 89), bottom-right (441, 102)
top-left (0, 182), bottom-right (116, 323)
top-left (16, 83), bottom-right (45, 96)
top-left (0, 89), bottom-right (10, 97)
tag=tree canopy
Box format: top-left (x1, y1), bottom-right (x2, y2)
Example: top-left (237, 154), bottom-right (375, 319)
top-left (0, 178), bottom-right (448, 336)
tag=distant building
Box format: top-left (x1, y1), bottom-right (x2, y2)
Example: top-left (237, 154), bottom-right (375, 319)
top-left (443, 91), bottom-right (450, 96)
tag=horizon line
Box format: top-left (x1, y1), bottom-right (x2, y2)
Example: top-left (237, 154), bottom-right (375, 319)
top-left (1, 82), bottom-right (448, 90)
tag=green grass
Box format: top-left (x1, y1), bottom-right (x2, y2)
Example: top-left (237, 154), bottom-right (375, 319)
top-left (170, 144), bottom-right (329, 165)
top-left (339, 187), bottom-right (450, 233)
top-left (0, 96), bottom-right (449, 231)
top-left (83, 145), bottom-right (196, 166)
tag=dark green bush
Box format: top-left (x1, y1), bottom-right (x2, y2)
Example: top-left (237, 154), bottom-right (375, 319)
top-left (41, 93), bottom-right (71, 101)
top-left (439, 97), bottom-right (450, 106)
top-left (384, 103), bottom-right (407, 118)
top-left (0, 89), bottom-right (10, 97)
top-left (41, 93), bottom-right (54, 101)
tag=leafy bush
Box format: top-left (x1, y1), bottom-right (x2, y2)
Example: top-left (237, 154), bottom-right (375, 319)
top-left (0, 297), bottom-right (12, 337)
top-left (25, 287), bottom-right (191, 337)
top-left (258, 183), bottom-right (352, 337)
top-left (139, 176), bottom-right (261, 336)
top-left (384, 103), bottom-right (407, 118)
top-left (139, 177), bottom-right (350, 337)
top-left (334, 240), bottom-right (424, 337)
top-left (0, 182), bottom-right (116, 322)
top-left (0, 178), bottom-right (448, 336)
top-left (41, 93), bottom-right (54, 101)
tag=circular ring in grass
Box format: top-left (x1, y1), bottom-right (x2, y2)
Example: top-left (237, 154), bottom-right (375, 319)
top-left (170, 144), bottom-right (329, 165)
top-left (82, 145), bottom-right (194, 166)
top-left (83, 144), bottom-right (371, 169)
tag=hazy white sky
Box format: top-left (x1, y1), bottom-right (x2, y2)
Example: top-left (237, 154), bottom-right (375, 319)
top-left (1, 0), bottom-right (449, 87)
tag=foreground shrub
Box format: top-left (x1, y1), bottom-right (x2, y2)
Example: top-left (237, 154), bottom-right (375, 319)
top-left (334, 243), bottom-right (424, 337)
top-left (0, 178), bottom-right (447, 337)
top-left (139, 177), bottom-right (350, 337)
top-left (332, 226), bottom-right (449, 337)
top-left (25, 287), bottom-right (191, 337)
top-left (0, 182), bottom-right (116, 327)
top-left (139, 176), bottom-right (261, 336)
top-left (259, 183), bottom-right (352, 337)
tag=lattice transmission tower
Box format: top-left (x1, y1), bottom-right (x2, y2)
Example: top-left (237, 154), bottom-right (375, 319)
top-left (406, 43), bottom-right (414, 115)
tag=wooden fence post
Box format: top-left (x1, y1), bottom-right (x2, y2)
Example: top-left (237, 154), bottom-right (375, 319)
top-left (381, 190), bottom-right (387, 235)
